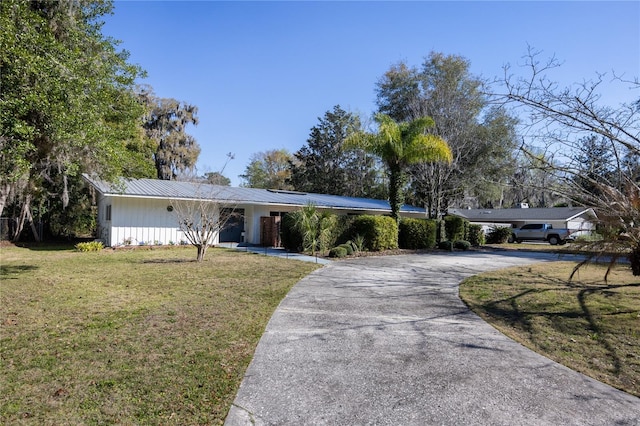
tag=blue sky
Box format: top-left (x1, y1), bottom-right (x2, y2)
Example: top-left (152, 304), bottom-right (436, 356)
top-left (103, 1), bottom-right (639, 186)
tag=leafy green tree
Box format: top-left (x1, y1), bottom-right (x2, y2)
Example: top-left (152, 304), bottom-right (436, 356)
top-left (0, 0), bottom-right (148, 239)
top-left (140, 89), bottom-right (200, 180)
top-left (240, 149), bottom-right (293, 189)
top-left (344, 114), bottom-right (452, 221)
top-left (290, 106), bottom-right (386, 198)
top-left (376, 52), bottom-right (518, 216)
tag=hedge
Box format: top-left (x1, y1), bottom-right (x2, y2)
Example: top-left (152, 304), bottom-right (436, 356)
top-left (351, 215), bottom-right (398, 251)
top-left (467, 224), bottom-right (485, 246)
top-left (399, 218), bottom-right (437, 249)
top-left (444, 215), bottom-right (467, 242)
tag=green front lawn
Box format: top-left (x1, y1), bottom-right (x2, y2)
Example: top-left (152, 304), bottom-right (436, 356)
top-left (0, 245), bottom-right (320, 425)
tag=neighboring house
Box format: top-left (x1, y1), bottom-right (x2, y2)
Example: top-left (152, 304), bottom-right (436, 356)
top-left (448, 206), bottom-right (598, 236)
top-left (83, 175), bottom-right (426, 247)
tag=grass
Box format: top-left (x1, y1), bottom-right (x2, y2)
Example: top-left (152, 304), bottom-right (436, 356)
top-left (0, 244), bottom-right (320, 425)
top-left (460, 261), bottom-right (640, 397)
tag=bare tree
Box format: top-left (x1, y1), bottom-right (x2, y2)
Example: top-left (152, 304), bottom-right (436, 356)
top-left (504, 149), bottom-right (566, 208)
top-left (170, 187), bottom-right (239, 262)
top-left (171, 153), bottom-right (238, 262)
top-left (497, 47), bottom-right (640, 275)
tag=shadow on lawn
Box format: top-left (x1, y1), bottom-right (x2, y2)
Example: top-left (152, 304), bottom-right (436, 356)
top-left (576, 282), bottom-right (640, 374)
top-left (480, 280), bottom-right (640, 379)
top-left (8, 242), bottom-right (76, 251)
top-left (0, 264), bottom-right (39, 277)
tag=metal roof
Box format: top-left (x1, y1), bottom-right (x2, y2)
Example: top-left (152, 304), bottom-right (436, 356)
top-left (83, 175), bottom-right (425, 214)
top-left (448, 207), bottom-right (597, 222)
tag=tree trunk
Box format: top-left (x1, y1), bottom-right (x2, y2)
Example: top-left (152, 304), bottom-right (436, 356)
top-left (630, 243), bottom-right (640, 276)
top-left (0, 182), bottom-right (11, 218)
top-left (12, 196), bottom-right (41, 242)
top-left (196, 244), bottom-right (207, 262)
top-left (388, 167), bottom-right (405, 222)
top-left (26, 204), bottom-right (41, 242)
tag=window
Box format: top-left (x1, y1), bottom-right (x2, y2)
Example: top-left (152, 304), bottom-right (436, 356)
top-left (521, 224), bottom-right (542, 230)
top-left (106, 205), bottom-right (112, 221)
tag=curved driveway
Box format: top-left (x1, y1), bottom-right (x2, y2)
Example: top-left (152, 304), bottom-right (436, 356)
top-left (226, 251), bottom-right (640, 426)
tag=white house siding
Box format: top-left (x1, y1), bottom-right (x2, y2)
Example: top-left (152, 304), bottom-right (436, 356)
top-left (108, 197), bottom-right (185, 247)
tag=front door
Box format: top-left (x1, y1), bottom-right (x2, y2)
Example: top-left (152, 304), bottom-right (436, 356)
top-left (219, 208), bottom-right (245, 243)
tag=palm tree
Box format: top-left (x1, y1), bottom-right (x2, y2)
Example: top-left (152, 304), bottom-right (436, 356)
top-left (290, 203), bottom-right (336, 256)
top-left (345, 114), bottom-right (452, 221)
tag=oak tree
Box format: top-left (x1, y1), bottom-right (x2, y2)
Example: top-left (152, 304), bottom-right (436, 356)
top-left (240, 149), bottom-right (294, 189)
top-left (1, 0), bottom-right (148, 240)
top-left (140, 89), bottom-right (201, 181)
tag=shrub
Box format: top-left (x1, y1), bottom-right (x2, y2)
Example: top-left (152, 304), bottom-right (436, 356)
top-left (454, 240), bottom-right (471, 250)
top-left (334, 215), bottom-right (357, 245)
top-left (329, 246), bottom-right (348, 258)
top-left (399, 218), bottom-right (437, 249)
top-left (351, 234), bottom-right (366, 253)
top-left (351, 215), bottom-right (398, 251)
top-left (75, 241), bottom-right (104, 252)
top-left (438, 240), bottom-right (453, 251)
top-left (467, 224), bottom-right (485, 246)
top-left (339, 243), bottom-right (354, 255)
top-left (486, 226), bottom-right (513, 244)
top-left (444, 216), bottom-right (467, 241)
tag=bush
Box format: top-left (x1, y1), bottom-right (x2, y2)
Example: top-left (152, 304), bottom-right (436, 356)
top-left (399, 218), bottom-right (437, 249)
top-left (438, 240), bottom-right (453, 251)
top-left (454, 240), bottom-right (471, 250)
top-left (444, 216), bottom-right (467, 241)
top-left (467, 224), bottom-right (485, 246)
top-left (75, 241), bottom-right (104, 252)
top-left (339, 243), bottom-right (354, 255)
top-left (333, 215), bottom-right (357, 245)
top-left (486, 226), bottom-right (513, 244)
top-left (351, 234), bottom-right (366, 253)
top-left (329, 246), bottom-right (348, 258)
top-left (282, 205), bottom-right (337, 255)
top-left (351, 215), bottom-right (398, 251)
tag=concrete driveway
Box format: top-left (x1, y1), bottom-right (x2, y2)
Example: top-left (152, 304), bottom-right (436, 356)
top-left (225, 251), bottom-right (640, 425)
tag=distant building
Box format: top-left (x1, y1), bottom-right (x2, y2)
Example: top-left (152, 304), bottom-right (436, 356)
top-left (448, 207), bottom-right (598, 235)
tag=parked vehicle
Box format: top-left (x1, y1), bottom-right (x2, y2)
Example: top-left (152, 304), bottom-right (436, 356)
top-left (507, 223), bottom-right (573, 245)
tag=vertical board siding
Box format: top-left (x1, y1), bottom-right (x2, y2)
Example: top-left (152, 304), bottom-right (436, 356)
top-left (108, 197), bottom-right (185, 247)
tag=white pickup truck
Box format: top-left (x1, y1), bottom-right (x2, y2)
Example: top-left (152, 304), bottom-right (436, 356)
top-left (507, 223), bottom-right (573, 245)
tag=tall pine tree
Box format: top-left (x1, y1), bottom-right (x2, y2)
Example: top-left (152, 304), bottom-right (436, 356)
top-left (290, 106), bottom-right (386, 199)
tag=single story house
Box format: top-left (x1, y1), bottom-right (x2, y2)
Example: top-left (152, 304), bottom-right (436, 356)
top-left (448, 206), bottom-right (598, 236)
top-left (83, 175), bottom-right (426, 248)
